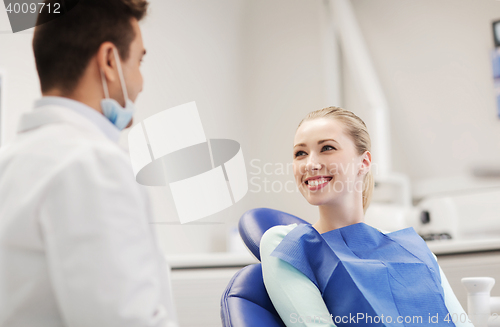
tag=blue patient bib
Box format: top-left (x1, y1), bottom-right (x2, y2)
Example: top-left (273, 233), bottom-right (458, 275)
top-left (271, 223), bottom-right (455, 327)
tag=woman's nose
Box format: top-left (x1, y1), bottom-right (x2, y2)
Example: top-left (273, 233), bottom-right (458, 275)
top-left (306, 155), bottom-right (322, 172)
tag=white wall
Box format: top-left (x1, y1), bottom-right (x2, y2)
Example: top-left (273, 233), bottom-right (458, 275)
top-left (141, 0), bottom-right (329, 254)
top-left (236, 0), bottom-right (330, 226)
top-left (346, 0), bottom-right (500, 196)
top-left (126, 0), bottom-right (247, 254)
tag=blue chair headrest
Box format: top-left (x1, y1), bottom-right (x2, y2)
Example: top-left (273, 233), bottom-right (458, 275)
top-left (238, 208), bottom-right (309, 261)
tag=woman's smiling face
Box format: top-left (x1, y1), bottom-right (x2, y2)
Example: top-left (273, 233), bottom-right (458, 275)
top-left (293, 118), bottom-right (365, 206)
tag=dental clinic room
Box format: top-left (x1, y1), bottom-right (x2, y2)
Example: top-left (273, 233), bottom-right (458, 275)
top-left (1, 0), bottom-right (500, 326)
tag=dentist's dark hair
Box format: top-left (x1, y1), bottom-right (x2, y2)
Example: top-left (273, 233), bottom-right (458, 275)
top-left (33, 0), bottom-right (148, 94)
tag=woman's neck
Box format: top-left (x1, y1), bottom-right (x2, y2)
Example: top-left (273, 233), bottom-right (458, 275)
top-left (312, 195), bottom-right (365, 234)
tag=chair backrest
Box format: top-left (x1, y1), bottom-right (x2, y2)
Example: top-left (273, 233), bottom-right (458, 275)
top-left (221, 208), bottom-right (309, 327)
top-left (238, 207), bottom-right (309, 261)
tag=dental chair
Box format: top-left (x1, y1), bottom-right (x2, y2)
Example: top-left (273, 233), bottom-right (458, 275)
top-left (220, 208), bottom-right (309, 327)
top-left (220, 208), bottom-right (499, 327)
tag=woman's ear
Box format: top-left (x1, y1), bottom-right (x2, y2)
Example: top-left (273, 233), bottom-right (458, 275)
top-left (358, 151), bottom-right (372, 176)
top-left (96, 42), bottom-right (118, 83)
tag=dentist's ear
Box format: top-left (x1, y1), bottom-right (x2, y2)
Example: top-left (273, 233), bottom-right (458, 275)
top-left (358, 151), bottom-right (372, 176)
top-left (96, 42), bottom-right (119, 83)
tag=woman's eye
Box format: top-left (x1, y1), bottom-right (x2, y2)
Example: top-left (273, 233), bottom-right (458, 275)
top-left (294, 151), bottom-right (306, 158)
top-left (322, 145), bottom-right (336, 151)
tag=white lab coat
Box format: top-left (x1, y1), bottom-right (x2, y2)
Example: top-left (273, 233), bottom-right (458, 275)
top-left (0, 104), bottom-right (178, 327)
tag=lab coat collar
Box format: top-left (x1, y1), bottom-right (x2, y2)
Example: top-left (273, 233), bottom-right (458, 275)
top-left (18, 98), bottom-right (121, 143)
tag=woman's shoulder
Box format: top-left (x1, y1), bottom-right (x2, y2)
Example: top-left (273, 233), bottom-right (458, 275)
top-left (260, 223), bottom-right (316, 257)
top-left (262, 222), bottom-right (318, 243)
top-left (260, 223), bottom-right (299, 251)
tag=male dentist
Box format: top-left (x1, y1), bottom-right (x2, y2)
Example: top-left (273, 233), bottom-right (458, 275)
top-left (0, 1), bottom-right (178, 326)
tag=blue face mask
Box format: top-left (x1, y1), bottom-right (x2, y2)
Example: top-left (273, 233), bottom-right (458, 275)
top-left (100, 47), bottom-right (136, 130)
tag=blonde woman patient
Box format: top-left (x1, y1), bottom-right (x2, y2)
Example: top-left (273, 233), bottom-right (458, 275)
top-left (260, 107), bottom-right (472, 327)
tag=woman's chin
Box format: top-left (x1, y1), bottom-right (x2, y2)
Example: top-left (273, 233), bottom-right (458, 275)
top-left (300, 184), bottom-right (337, 206)
top-left (305, 195), bottom-right (330, 206)
top-left (304, 189), bottom-right (341, 206)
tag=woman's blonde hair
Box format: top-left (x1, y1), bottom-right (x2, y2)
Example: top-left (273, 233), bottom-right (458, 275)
top-left (297, 107), bottom-right (374, 213)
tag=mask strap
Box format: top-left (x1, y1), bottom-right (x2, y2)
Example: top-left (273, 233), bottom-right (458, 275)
top-left (100, 69), bottom-right (110, 99)
top-left (112, 47), bottom-right (129, 102)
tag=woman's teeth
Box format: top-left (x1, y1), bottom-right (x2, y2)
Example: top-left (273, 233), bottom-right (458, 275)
top-left (307, 178), bottom-right (331, 186)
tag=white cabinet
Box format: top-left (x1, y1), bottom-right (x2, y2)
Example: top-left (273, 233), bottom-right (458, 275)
top-left (171, 267), bottom-right (241, 327)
